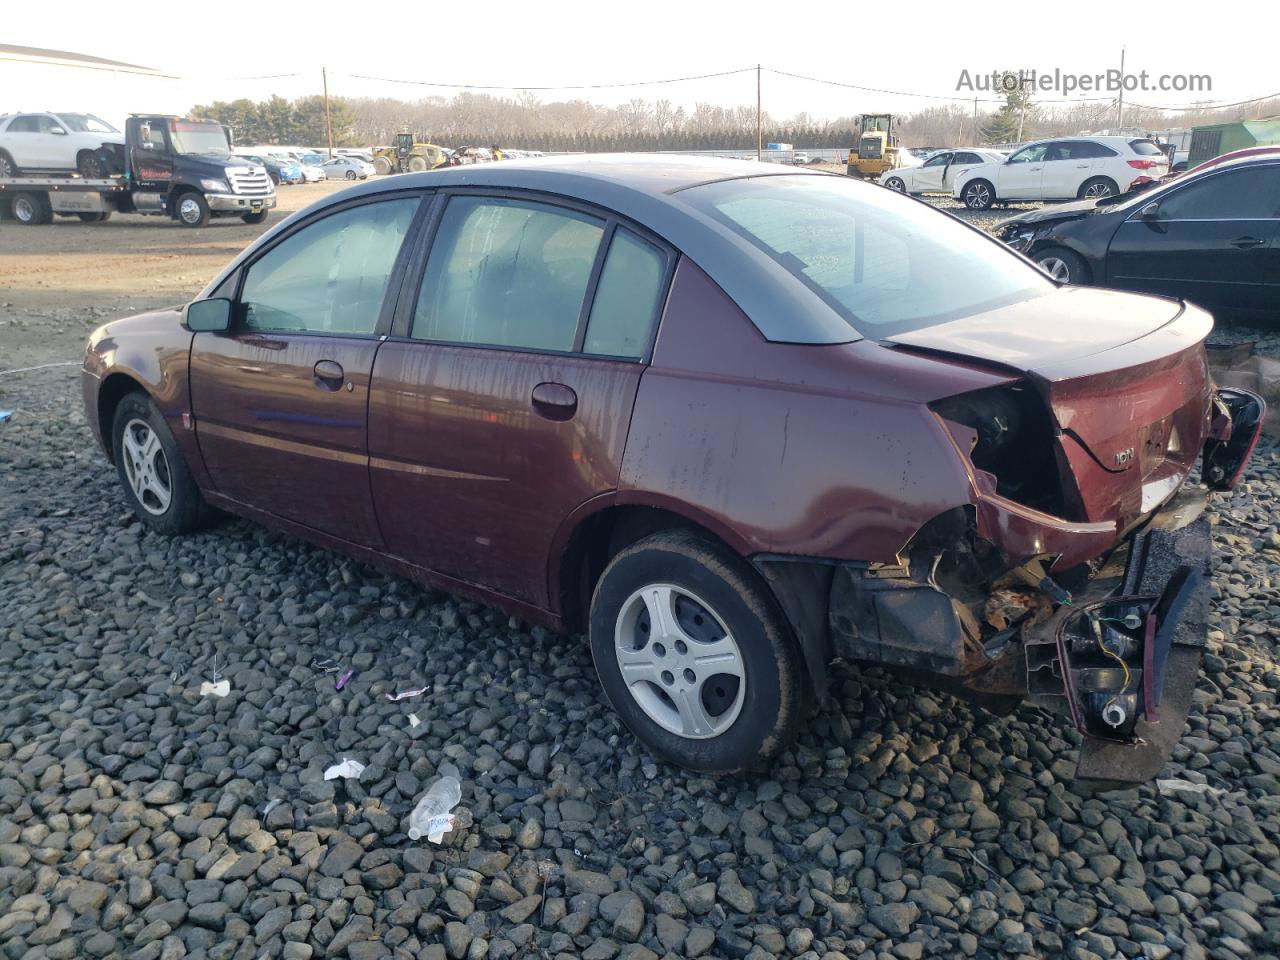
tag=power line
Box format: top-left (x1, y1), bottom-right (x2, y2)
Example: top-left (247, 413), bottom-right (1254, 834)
top-left (1126, 90), bottom-right (1280, 113)
top-left (343, 67), bottom-right (756, 92)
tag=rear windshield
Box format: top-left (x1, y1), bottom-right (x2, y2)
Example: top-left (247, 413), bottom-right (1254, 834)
top-left (1129, 139), bottom-right (1166, 156)
top-left (680, 174), bottom-right (1053, 338)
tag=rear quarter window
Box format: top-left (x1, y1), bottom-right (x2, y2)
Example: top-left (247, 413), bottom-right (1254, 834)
top-left (1129, 139), bottom-right (1166, 156)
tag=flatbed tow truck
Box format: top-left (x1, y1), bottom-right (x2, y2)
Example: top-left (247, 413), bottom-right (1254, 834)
top-left (0, 114), bottom-right (276, 228)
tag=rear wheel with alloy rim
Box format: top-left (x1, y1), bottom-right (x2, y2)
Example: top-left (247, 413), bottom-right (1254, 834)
top-left (884, 177), bottom-right (906, 192)
top-left (1035, 247), bottom-right (1090, 285)
top-left (589, 530), bottom-right (803, 773)
top-left (0, 151), bottom-right (17, 177)
top-left (1078, 176), bottom-right (1118, 200)
top-left (962, 179), bottom-right (995, 209)
top-left (111, 393), bottom-right (214, 534)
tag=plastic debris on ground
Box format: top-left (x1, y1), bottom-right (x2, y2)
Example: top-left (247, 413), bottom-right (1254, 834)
top-left (1156, 777), bottom-right (1225, 798)
top-left (261, 798), bottom-right (282, 816)
top-left (386, 685), bottom-right (430, 702)
top-left (335, 668), bottom-right (355, 690)
top-left (408, 762), bottom-right (462, 843)
top-left (323, 758), bottom-right (366, 781)
top-left (0, 411), bottom-right (12, 423)
top-left (407, 713), bottom-right (421, 728)
top-left (199, 679), bottom-right (230, 698)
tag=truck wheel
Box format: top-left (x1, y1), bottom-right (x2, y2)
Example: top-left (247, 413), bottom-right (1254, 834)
top-left (589, 529), bottom-right (804, 774)
top-left (241, 210), bottom-right (268, 224)
top-left (407, 156), bottom-right (428, 172)
top-left (77, 211), bottom-right (111, 222)
top-left (11, 192), bottom-right (52, 225)
top-left (175, 192), bottom-right (211, 228)
top-left (0, 150), bottom-right (17, 178)
top-left (373, 156), bottom-right (393, 175)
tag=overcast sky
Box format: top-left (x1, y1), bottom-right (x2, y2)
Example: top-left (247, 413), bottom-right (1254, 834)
top-left (3, 0), bottom-right (1274, 123)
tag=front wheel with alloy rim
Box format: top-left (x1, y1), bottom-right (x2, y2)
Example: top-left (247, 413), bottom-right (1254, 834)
top-left (111, 393), bottom-right (213, 535)
top-left (884, 176), bottom-right (906, 192)
top-left (1034, 247), bottom-right (1090, 285)
top-left (176, 192), bottom-right (211, 228)
top-left (589, 530), bottom-right (803, 773)
top-left (961, 179), bottom-right (995, 209)
top-left (0, 151), bottom-right (17, 177)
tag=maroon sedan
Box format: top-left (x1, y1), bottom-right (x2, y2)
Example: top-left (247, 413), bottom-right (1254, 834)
top-left (82, 156), bottom-right (1263, 782)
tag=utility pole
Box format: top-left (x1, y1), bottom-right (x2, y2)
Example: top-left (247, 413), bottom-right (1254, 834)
top-left (756, 64), bottom-right (762, 161)
top-left (973, 97), bottom-right (978, 141)
top-left (1115, 47), bottom-right (1125, 130)
top-left (323, 66), bottom-right (334, 158)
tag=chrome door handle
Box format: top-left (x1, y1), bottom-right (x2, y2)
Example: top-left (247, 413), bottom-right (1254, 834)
top-left (1231, 236), bottom-right (1265, 249)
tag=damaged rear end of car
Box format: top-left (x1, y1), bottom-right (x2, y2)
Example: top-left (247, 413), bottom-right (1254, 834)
top-left (761, 298), bottom-right (1265, 788)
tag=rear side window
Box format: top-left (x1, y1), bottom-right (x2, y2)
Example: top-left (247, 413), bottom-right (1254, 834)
top-left (1129, 139), bottom-right (1166, 156)
top-left (7, 116), bottom-right (39, 133)
top-left (241, 197), bottom-right (419, 335)
top-left (413, 197), bottom-right (604, 351)
top-left (1157, 167), bottom-right (1280, 220)
top-left (584, 228), bottom-right (667, 358)
top-left (953, 152), bottom-right (982, 164)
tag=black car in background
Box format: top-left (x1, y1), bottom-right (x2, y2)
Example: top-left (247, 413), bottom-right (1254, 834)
top-left (1000, 155), bottom-right (1280, 319)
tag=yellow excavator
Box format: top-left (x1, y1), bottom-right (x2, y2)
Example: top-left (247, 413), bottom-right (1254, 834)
top-left (372, 132), bottom-right (448, 175)
top-left (846, 114), bottom-right (906, 180)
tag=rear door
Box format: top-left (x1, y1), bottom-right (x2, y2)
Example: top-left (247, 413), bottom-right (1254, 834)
top-left (189, 194), bottom-right (423, 547)
top-left (368, 192), bottom-right (673, 606)
top-left (912, 152), bottom-right (951, 192)
top-left (3, 115), bottom-right (44, 167)
top-left (1106, 165), bottom-right (1280, 313)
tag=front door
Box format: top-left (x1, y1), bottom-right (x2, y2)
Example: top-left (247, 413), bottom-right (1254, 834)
top-left (912, 152), bottom-right (951, 192)
top-left (1107, 165), bottom-right (1280, 314)
top-left (998, 143), bottom-right (1048, 200)
top-left (368, 194), bottom-right (672, 606)
top-left (189, 195), bottom-right (422, 546)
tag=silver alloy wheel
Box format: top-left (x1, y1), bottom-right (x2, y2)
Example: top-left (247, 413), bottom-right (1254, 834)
top-left (13, 197), bottom-right (34, 222)
top-left (1083, 180), bottom-right (1114, 199)
top-left (0, 155), bottom-right (13, 177)
top-left (886, 177), bottom-right (905, 192)
top-left (121, 418), bottom-right (173, 515)
top-left (178, 197), bottom-right (202, 224)
top-left (614, 583), bottom-right (746, 739)
top-left (965, 182), bottom-right (991, 207)
top-left (1039, 256), bottom-right (1070, 282)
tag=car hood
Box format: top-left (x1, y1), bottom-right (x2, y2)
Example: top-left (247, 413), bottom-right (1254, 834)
top-left (884, 286), bottom-right (1185, 376)
top-left (999, 197), bottom-right (1109, 227)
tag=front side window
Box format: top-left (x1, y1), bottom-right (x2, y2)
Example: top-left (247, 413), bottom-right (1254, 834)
top-left (584, 228), bottom-right (667, 358)
top-left (37, 116), bottom-right (66, 135)
top-left (1009, 144), bottom-right (1048, 164)
top-left (923, 153), bottom-right (951, 168)
top-left (681, 174), bottom-right (1053, 338)
top-left (241, 198), bottom-right (419, 335)
top-left (412, 197), bottom-right (604, 351)
top-left (57, 113), bottom-right (119, 134)
top-left (1157, 167), bottom-right (1280, 220)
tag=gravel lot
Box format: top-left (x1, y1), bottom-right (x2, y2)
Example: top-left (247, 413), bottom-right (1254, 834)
top-left (1, 185), bottom-right (1278, 960)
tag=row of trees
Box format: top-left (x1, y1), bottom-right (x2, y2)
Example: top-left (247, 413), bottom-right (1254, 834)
top-left (191, 88), bottom-right (1280, 151)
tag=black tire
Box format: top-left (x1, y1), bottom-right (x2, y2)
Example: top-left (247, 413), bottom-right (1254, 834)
top-left (884, 176), bottom-right (906, 192)
top-left (111, 393), bottom-right (213, 535)
top-left (0, 150), bottom-right (18, 178)
top-left (77, 211), bottom-right (111, 222)
top-left (77, 152), bottom-right (107, 179)
top-left (846, 165), bottom-right (864, 180)
top-left (1034, 246), bottom-right (1091, 285)
top-left (11, 192), bottom-right (52, 225)
top-left (241, 210), bottom-right (269, 224)
top-left (589, 530), bottom-right (804, 773)
top-left (345, 170), bottom-right (357, 180)
top-left (962, 178), bottom-right (995, 210)
top-left (175, 191), bottom-right (211, 228)
top-left (1078, 176), bottom-right (1119, 200)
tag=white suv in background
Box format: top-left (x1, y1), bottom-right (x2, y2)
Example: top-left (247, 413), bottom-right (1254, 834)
top-left (952, 136), bottom-right (1170, 209)
top-left (0, 112), bottom-right (124, 178)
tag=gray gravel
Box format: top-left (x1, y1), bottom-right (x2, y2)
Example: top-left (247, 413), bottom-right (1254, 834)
top-left (2, 279), bottom-right (1279, 960)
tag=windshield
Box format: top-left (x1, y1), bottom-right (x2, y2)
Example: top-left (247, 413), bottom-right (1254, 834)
top-left (169, 121), bottom-right (230, 156)
top-left (680, 174), bottom-right (1054, 337)
top-left (57, 113), bottom-right (119, 134)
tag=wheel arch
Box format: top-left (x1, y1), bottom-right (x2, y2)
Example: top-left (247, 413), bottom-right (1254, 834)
top-left (96, 373), bottom-right (148, 463)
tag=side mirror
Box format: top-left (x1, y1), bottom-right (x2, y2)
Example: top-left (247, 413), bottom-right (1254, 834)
top-left (184, 298), bottom-right (232, 332)
top-left (1140, 201), bottom-right (1161, 219)
top-left (50, 126), bottom-right (67, 136)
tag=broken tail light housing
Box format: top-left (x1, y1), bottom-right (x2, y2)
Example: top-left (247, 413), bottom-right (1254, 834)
top-left (1127, 159), bottom-right (1160, 170)
top-left (1202, 387), bottom-right (1266, 490)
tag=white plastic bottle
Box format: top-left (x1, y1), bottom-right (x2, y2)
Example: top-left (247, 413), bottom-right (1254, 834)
top-left (407, 766), bottom-right (462, 842)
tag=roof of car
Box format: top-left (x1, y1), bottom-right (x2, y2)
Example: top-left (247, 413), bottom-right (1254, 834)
top-left (211, 154), bottom-right (860, 345)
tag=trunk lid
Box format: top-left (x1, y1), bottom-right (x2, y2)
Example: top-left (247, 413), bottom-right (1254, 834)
top-left (890, 287), bottom-right (1215, 526)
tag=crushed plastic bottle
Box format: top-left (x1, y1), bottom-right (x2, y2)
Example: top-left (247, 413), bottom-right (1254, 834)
top-left (407, 763), bottom-right (462, 843)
